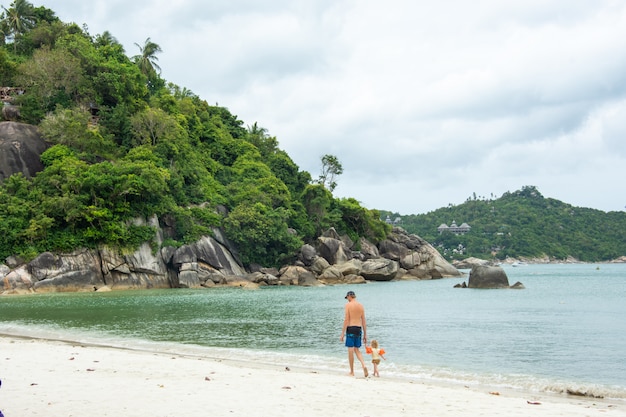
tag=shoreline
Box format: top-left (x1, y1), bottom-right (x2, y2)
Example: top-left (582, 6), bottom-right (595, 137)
top-left (1, 334), bottom-right (623, 417)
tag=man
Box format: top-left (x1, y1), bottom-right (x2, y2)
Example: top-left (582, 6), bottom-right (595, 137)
top-left (340, 290), bottom-right (368, 377)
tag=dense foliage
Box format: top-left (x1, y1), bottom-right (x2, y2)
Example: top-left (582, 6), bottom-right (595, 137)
top-left (381, 186), bottom-right (626, 262)
top-left (0, 1), bottom-right (389, 266)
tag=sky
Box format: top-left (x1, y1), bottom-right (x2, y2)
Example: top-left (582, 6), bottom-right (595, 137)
top-left (30, 0), bottom-right (626, 214)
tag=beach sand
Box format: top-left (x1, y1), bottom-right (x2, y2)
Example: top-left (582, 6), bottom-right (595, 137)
top-left (1, 336), bottom-right (623, 417)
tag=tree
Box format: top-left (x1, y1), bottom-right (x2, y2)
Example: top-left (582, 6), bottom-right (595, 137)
top-left (336, 198), bottom-right (389, 243)
top-left (1, 0), bottom-right (36, 51)
top-left (223, 202), bottom-right (303, 267)
top-left (16, 46), bottom-right (84, 117)
top-left (132, 37), bottom-right (163, 92)
top-left (302, 183), bottom-right (338, 236)
top-left (0, 48), bottom-right (18, 85)
top-left (317, 154), bottom-right (343, 192)
top-left (133, 37), bottom-right (162, 75)
top-left (130, 107), bottom-right (180, 146)
top-left (246, 122), bottom-right (279, 157)
top-left (94, 30), bottom-right (118, 47)
top-left (39, 107), bottom-right (118, 160)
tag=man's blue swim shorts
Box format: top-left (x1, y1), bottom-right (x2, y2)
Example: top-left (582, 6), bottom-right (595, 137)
top-left (345, 326), bottom-right (362, 348)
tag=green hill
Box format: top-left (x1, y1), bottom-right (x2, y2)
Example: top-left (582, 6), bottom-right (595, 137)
top-left (381, 186), bottom-right (626, 262)
top-left (0, 1), bottom-right (388, 266)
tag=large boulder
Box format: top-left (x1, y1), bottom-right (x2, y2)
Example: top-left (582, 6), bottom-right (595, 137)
top-left (100, 243), bottom-right (171, 290)
top-left (29, 249), bottom-right (106, 293)
top-left (316, 236), bottom-right (351, 265)
top-left (309, 256), bottom-right (330, 275)
top-left (177, 262), bottom-right (201, 288)
top-left (358, 237), bottom-right (379, 260)
top-left (453, 257), bottom-right (490, 269)
top-left (169, 235), bottom-right (245, 287)
top-left (378, 239), bottom-right (410, 261)
top-left (317, 265), bottom-right (344, 284)
top-left (278, 265), bottom-right (322, 286)
top-left (467, 265), bottom-right (510, 288)
top-left (299, 244), bottom-right (317, 266)
top-left (0, 121), bottom-right (49, 181)
top-left (360, 258), bottom-right (399, 281)
top-left (191, 236), bottom-right (246, 276)
top-left (2, 265), bottom-right (35, 294)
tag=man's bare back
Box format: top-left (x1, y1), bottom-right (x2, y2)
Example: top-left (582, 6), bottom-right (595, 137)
top-left (344, 300), bottom-right (366, 327)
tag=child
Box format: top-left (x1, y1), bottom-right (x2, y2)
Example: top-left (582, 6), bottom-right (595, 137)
top-left (366, 339), bottom-right (386, 377)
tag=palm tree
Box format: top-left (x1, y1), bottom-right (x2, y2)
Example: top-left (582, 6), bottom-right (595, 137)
top-left (168, 83), bottom-right (196, 99)
top-left (95, 30), bottom-right (119, 47)
top-left (1, 0), bottom-right (35, 51)
top-left (132, 37), bottom-right (162, 77)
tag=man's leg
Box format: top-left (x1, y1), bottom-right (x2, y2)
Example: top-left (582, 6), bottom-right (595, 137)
top-left (355, 348), bottom-right (368, 377)
top-left (347, 347), bottom-right (355, 375)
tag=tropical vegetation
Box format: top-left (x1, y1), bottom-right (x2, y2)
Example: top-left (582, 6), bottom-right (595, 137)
top-left (381, 186), bottom-right (626, 262)
top-left (0, 1), bottom-right (389, 266)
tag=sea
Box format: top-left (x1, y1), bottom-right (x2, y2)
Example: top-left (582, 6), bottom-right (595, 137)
top-left (1, 263), bottom-right (625, 400)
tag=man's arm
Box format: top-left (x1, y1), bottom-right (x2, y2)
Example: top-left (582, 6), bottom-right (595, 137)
top-left (340, 304), bottom-right (349, 341)
top-left (361, 310), bottom-right (367, 343)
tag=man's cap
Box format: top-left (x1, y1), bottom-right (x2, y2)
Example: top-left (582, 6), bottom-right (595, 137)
top-left (345, 290), bottom-right (356, 299)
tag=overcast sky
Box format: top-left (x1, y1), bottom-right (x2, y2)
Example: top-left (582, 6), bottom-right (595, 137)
top-left (33, 0), bottom-right (626, 214)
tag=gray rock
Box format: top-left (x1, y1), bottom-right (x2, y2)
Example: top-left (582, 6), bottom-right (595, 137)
top-left (279, 265), bottom-right (321, 286)
top-left (299, 244), bottom-right (317, 266)
top-left (453, 257), bottom-right (490, 269)
top-left (358, 237), bottom-right (379, 259)
top-left (316, 236), bottom-right (351, 265)
top-left (317, 265), bottom-right (344, 284)
top-left (27, 249), bottom-right (105, 292)
top-left (191, 236), bottom-right (245, 276)
top-left (468, 265), bottom-right (510, 288)
top-left (100, 243), bottom-right (170, 290)
top-left (378, 239), bottom-right (410, 261)
top-left (0, 121), bottom-right (49, 181)
top-left (178, 269), bottom-right (201, 288)
top-left (3, 266), bottom-right (35, 293)
top-left (309, 256), bottom-right (330, 275)
top-left (360, 258), bottom-right (399, 281)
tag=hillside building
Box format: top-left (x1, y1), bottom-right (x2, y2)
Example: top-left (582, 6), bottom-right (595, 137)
top-left (437, 220), bottom-right (471, 235)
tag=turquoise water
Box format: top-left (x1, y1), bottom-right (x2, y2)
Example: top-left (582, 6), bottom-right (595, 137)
top-left (1, 263), bottom-right (625, 399)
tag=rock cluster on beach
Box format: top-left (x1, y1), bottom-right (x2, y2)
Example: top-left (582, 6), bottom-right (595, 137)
top-left (1, 224), bottom-right (462, 294)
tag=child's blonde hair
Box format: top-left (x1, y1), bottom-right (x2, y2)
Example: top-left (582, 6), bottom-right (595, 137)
top-left (371, 339), bottom-right (379, 348)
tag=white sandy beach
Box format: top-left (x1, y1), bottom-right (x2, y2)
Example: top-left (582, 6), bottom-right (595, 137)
top-left (0, 336), bottom-right (623, 417)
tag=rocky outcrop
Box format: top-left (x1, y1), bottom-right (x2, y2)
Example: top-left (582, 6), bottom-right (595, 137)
top-left (4, 249), bottom-right (105, 294)
top-left (360, 258), bottom-right (398, 281)
top-left (379, 229), bottom-right (462, 279)
top-left (1, 222), bottom-right (461, 294)
top-left (467, 265), bottom-right (509, 288)
top-left (0, 121), bottom-right (49, 181)
top-left (452, 257), bottom-right (490, 269)
top-left (455, 265), bottom-right (524, 289)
